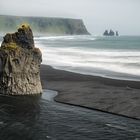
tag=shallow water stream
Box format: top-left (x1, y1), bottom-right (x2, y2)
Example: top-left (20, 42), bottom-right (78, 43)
top-left (0, 90), bottom-right (140, 140)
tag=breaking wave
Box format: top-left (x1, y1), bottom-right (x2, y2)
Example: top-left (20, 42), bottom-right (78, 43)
top-left (35, 35), bottom-right (140, 81)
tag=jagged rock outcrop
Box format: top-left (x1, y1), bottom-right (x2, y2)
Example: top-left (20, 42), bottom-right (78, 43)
top-left (103, 29), bottom-right (119, 36)
top-left (103, 30), bottom-right (109, 36)
top-left (116, 31), bottom-right (119, 36)
top-left (0, 24), bottom-right (42, 95)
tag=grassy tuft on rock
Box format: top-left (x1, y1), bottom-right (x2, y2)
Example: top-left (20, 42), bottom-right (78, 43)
top-left (3, 42), bottom-right (18, 50)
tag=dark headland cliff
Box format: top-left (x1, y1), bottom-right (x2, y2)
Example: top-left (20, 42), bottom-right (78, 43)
top-left (0, 24), bottom-right (42, 95)
top-left (0, 15), bottom-right (90, 35)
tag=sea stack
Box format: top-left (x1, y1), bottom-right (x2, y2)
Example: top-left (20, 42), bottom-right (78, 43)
top-left (103, 29), bottom-right (119, 36)
top-left (0, 24), bottom-right (42, 95)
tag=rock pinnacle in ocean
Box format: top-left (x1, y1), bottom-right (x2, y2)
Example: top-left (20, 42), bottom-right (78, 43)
top-left (0, 24), bottom-right (42, 95)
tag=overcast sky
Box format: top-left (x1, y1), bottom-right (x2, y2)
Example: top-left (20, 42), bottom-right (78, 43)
top-left (0, 0), bottom-right (140, 35)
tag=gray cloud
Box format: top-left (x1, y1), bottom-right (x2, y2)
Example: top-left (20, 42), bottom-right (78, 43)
top-left (0, 0), bottom-right (140, 35)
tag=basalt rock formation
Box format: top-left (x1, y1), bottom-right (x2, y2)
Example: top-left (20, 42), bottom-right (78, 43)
top-left (0, 24), bottom-right (42, 95)
top-left (103, 29), bottom-right (119, 36)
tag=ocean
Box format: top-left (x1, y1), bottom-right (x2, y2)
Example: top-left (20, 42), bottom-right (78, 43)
top-left (34, 35), bottom-right (140, 81)
top-left (1, 35), bottom-right (140, 81)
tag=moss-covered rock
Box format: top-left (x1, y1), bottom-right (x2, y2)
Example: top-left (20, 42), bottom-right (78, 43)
top-left (0, 24), bottom-right (42, 95)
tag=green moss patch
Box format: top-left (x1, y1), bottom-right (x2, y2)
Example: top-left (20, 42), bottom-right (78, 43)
top-left (3, 42), bottom-right (18, 50)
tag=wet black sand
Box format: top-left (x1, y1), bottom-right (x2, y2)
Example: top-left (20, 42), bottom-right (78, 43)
top-left (40, 65), bottom-right (140, 119)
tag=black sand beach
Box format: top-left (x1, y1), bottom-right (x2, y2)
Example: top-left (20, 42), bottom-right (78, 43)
top-left (40, 65), bottom-right (140, 119)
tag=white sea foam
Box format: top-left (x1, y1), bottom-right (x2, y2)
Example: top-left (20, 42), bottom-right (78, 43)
top-left (35, 35), bottom-right (140, 80)
top-left (34, 35), bottom-right (96, 41)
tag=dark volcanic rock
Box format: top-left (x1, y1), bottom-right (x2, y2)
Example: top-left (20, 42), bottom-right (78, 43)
top-left (116, 31), bottom-right (119, 36)
top-left (109, 30), bottom-right (115, 36)
top-left (103, 30), bottom-right (109, 36)
top-left (103, 29), bottom-right (117, 36)
top-left (2, 24), bottom-right (34, 49)
top-left (0, 24), bottom-right (42, 95)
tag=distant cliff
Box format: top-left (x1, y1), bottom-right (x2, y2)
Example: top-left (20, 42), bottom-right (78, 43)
top-left (0, 15), bottom-right (90, 35)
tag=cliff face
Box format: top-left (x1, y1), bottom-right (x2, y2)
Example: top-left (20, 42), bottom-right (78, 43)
top-left (0, 24), bottom-right (42, 95)
top-left (0, 15), bottom-right (90, 35)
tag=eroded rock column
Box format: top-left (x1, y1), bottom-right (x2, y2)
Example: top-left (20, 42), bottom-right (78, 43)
top-left (0, 24), bottom-right (42, 95)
